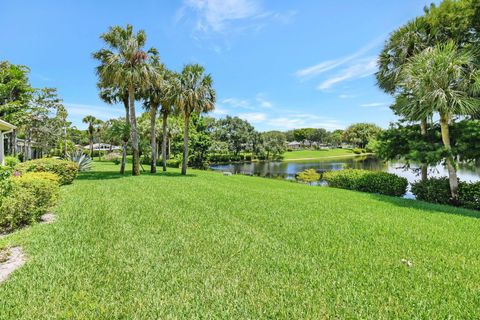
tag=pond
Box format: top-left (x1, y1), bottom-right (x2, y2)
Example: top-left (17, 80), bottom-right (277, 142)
top-left (210, 156), bottom-right (480, 198)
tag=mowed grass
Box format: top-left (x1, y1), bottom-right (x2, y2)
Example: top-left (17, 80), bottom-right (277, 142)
top-left (1, 161), bottom-right (480, 319)
top-left (283, 148), bottom-right (356, 160)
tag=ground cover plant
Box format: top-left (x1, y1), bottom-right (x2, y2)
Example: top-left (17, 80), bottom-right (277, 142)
top-left (0, 161), bottom-right (479, 318)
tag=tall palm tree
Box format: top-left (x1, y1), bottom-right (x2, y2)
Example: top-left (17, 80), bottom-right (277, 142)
top-left (400, 41), bottom-right (480, 201)
top-left (82, 115), bottom-right (98, 157)
top-left (109, 118), bottom-right (130, 174)
top-left (142, 61), bottom-right (165, 173)
top-left (159, 71), bottom-right (177, 172)
top-left (98, 83), bottom-right (130, 173)
top-left (376, 17), bottom-right (433, 181)
top-left (93, 24), bottom-right (159, 176)
top-left (174, 64), bottom-right (216, 175)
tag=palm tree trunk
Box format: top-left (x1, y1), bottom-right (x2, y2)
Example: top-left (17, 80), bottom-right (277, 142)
top-left (181, 115), bottom-right (190, 175)
top-left (420, 118), bottom-right (428, 182)
top-left (440, 113), bottom-right (459, 202)
top-left (120, 140), bottom-right (127, 174)
top-left (128, 84), bottom-right (140, 176)
top-left (150, 105), bottom-right (158, 174)
top-left (161, 111), bottom-right (168, 172)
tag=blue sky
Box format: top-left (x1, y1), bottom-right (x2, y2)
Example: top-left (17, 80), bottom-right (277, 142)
top-left (0, 0), bottom-right (434, 131)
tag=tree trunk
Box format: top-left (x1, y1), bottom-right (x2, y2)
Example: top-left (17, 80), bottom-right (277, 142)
top-left (440, 113), bottom-right (459, 202)
top-left (150, 105), bottom-right (158, 174)
top-left (168, 138), bottom-right (171, 160)
top-left (120, 140), bottom-right (127, 174)
top-left (161, 111), bottom-right (168, 172)
top-left (64, 126), bottom-right (68, 157)
top-left (128, 84), bottom-right (140, 176)
top-left (420, 118), bottom-right (428, 182)
top-left (181, 115), bottom-right (190, 175)
top-left (89, 135), bottom-right (93, 158)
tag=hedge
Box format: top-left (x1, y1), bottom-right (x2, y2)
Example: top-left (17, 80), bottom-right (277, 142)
top-left (323, 169), bottom-right (408, 197)
top-left (15, 158), bottom-right (79, 185)
top-left (0, 171), bottom-right (60, 232)
top-left (411, 178), bottom-right (480, 210)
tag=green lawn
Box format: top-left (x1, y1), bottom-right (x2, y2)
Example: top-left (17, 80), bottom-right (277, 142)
top-left (283, 148), bottom-right (357, 160)
top-left (1, 161), bottom-right (480, 318)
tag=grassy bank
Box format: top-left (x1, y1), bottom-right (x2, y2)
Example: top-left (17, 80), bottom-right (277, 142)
top-left (0, 161), bottom-right (479, 318)
top-left (283, 148), bottom-right (358, 160)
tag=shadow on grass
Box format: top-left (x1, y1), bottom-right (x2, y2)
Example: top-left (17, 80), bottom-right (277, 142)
top-left (76, 170), bottom-right (196, 181)
top-left (369, 194), bottom-right (480, 220)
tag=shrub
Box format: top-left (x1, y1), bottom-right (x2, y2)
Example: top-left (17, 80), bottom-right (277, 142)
top-left (459, 181), bottom-right (480, 210)
top-left (323, 169), bottom-right (408, 197)
top-left (4, 156), bottom-right (19, 168)
top-left (0, 189), bottom-right (37, 232)
top-left (411, 178), bottom-right (451, 205)
top-left (65, 151), bottom-right (92, 172)
top-left (166, 158), bottom-right (182, 168)
top-left (352, 148), bottom-right (366, 154)
top-left (104, 152), bottom-right (122, 164)
top-left (296, 169), bottom-right (321, 184)
top-left (11, 172), bottom-right (60, 218)
top-left (15, 158), bottom-right (79, 185)
top-left (411, 178), bottom-right (480, 210)
top-left (245, 154), bottom-right (252, 161)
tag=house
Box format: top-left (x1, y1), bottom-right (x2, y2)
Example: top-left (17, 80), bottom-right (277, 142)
top-left (287, 141), bottom-right (302, 150)
top-left (84, 143), bottom-right (121, 152)
top-left (0, 119), bottom-right (16, 165)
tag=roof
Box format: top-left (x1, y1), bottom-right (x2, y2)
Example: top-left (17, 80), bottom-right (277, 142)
top-left (0, 119), bottom-right (16, 132)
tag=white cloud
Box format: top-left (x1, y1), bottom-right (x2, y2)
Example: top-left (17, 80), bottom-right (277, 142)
top-left (339, 94), bottom-right (355, 99)
top-left (238, 112), bottom-right (267, 123)
top-left (255, 93), bottom-right (273, 108)
top-left (295, 36), bottom-right (383, 79)
top-left (360, 102), bottom-right (388, 107)
top-left (66, 103), bottom-right (124, 128)
top-left (221, 97), bottom-right (250, 108)
top-left (266, 115), bottom-right (344, 131)
top-left (317, 57), bottom-right (377, 90)
top-left (179, 0), bottom-right (261, 33)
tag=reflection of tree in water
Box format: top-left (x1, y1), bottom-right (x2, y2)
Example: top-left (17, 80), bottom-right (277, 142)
top-left (211, 155), bottom-right (480, 184)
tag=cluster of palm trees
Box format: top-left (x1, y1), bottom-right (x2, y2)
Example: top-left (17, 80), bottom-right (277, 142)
top-left (377, 11), bottom-right (480, 202)
top-left (93, 25), bottom-right (216, 176)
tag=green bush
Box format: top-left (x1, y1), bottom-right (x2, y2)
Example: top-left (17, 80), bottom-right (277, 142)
top-left (411, 178), bottom-right (451, 205)
top-left (459, 181), bottom-right (480, 210)
top-left (296, 169), bottom-right (320, 184)
top-left (352, 148), bottom-right (366, 154)
top-left (323, 169), bottom-right (408, 197)
top-left (12, 172), bottom-right (60, 217)
top-left (411, 178), bottom-right (480, 210)
top-left (15, 158), bottom-right (79, 185)
top-left (0, 189), bottom-right (37, 232)
top-left (166, 158), bottom-right (182, 168)
top-left (4, 156), bottom-right (19, 168)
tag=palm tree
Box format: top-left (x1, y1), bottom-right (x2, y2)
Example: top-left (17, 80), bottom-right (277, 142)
top-left (142, 61), bottom-right (165, 173)
top-left (93, 24), bottom-right (159, 176)
top-left (56, 105), bottom-right (69, 157)
top-left (98, 83), bottom-right (130, 173)
top-left (109, 119), bottom-right (130, 174)
top-left (400, 41), bottom-right (480, 201)
top-left (82, 115), bottom-right (98, 157)
top-left (174, 64), bottom-right (216, 175)
top-left (376, 17), bottom-right (433, 181)
top-left (159, 71), bottom-right (177, 172)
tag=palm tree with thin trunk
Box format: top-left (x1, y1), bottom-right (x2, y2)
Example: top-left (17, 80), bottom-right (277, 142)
top-left (93, 24), bottom-right (159, 176)
top-left (142, 61), bottom-right (165, 173)
top-left (159, 71), bottom-right (177, 172)
top-left (82, 115), bottom-right (98, 157)
top-left (174, 64), bottom-right (216, 175)
top-left (400, 41), bottom-right (480, 201)
top-left (98, 83), bottom-right (130, 174)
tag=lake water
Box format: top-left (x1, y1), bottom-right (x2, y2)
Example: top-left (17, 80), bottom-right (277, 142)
top-left (210, 156), bottom-right (480, 198)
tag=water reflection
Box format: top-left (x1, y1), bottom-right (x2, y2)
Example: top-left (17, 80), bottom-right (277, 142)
top-left (211, 156), bottom-right (480, 185)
